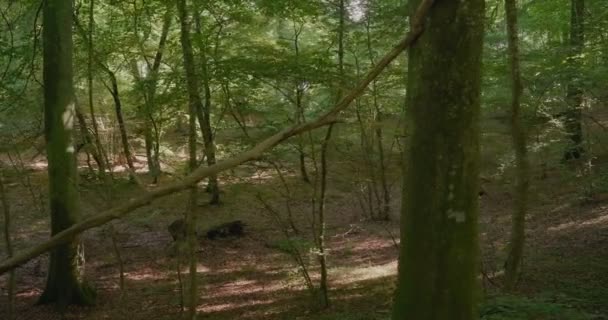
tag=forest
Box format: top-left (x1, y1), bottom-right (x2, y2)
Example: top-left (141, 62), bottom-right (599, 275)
top-left (0, 0), bottom-right (607, 319)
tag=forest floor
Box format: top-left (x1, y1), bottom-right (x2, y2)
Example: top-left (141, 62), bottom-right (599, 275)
top-left (1, 140), bottom-right (608, 319)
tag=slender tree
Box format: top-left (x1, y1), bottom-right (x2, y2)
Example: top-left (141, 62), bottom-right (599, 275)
top-left (177, 0), bottom-right (200, 318)
top-left (73, 16), bottom-right (138, 182)
top-left (132, 8), bottom-right (173, 184)
top-left (563, 0), bottom-right (585, 160)
top-left (86, 0), bottom-right (109, 179)
top-left (392, 0), bottom-right (485, 319)
top-left (503, 0), bottom-right (530, 290)
top-left (364, 5), bottom-right (391, 221)
top-left (38, 0), bottom-right (95, 306)
top-left (193, 10), bottom-right (220, 204)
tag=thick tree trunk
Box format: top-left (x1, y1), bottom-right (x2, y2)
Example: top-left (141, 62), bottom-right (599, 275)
top-left (38, 0), bottom-right (95, 306)
top-left (392, 1), bottom-right (484, 319)
top-left (563, 0), bottom-right (585, 160)
top-left (503, 0), bottom-right (530, 290)
top-left (177, 0), bottom-right (200, 318)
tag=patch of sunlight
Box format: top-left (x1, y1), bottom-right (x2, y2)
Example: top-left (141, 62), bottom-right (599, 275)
top-left (16, 288), bottom-right (42, 298)
top-left (124, 265), bottom-right (197, 281)
top-left (62, 105), bottom-right (75, 129)
top-left (333, 261), bottom-right (397, 285)
top-left (250, 170), bottom-right (275, 180)
top-left (548, 213), bottom-right (608, 232)
top-left (173, 264), bottom-right (210, 274)
top-left (549, 221), bottom-right (577, 232)
top-left (348, 0), bottom-right (366, 22)
top-left (208, 279), bottom-right (285, 298)
top-left (551, 203), bottom-right (571, 212)
top-left (30, 161), bottom-right (48, 169)
top-left (347, 238), bottom-right (396, 253)
top-left (200, 298), bottom-right (277, 313)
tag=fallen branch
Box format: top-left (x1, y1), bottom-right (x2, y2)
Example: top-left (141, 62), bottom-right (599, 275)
top-left (0, 0), bottom-right (434, 275)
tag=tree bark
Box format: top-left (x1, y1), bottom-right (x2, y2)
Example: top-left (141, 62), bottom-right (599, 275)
top-left (563, 0), bottom-right (585, 160)
top-left (0, 16), bottom-right (432, 275)
top-left (317, 124), bottom-right (333, 308)
top-left (392, 0), bottom-right (484, 319)
top-left (38, 0), bottom-right (95, 306)
top-left (0, 171), bottom-right (16, 319)
top-left (503, 0), bottom-right (530, 291)
top-left (86, 0), bottom-right (109, 179)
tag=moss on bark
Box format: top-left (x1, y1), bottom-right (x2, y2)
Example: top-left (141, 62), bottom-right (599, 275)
top-left (392, 1), bottom-right (485, 319)
top-left (38, 0), bottom-right (95, 307)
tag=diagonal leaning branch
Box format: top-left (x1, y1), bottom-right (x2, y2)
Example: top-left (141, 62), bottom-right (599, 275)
top-left (0, 0), bottom-right (435, 275)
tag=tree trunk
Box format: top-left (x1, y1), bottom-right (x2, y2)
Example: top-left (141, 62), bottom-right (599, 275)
top-left (193, 12), bottom-right (220, 205)
top-left (177, 0), bottom-right (200, 318)
top-left (365, 15), bottom-right (390, 220)
top-left (392, 1), bottom-right (484, 319)
top-left (292, 24), bottom-right (311, 184)
top-left (108, 71), bottom-right (137, 182)
top-left (75, 107), bottom-right (105, 175)
top-left (503, 0), bottom-right (530, 291)
top-left (38, 0), bottom-right (95, 307)
top-left (563, 0), bottom-right (585, 160)
top-left (73, 16), bottom-right (136, 181)
top-left (86, 0), bottom-right (109, 179)
top-left (0, 171), bottom-right (16, 319)
top-left (134, 9), bottom-right (172, 184)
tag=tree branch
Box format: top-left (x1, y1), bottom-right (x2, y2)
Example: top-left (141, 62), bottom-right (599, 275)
top-left (0, 0), bottom-right (435, 275)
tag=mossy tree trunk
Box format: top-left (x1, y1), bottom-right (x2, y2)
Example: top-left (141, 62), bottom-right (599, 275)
top-left (503, 0), bottom-right (530, 290)
top-left (38, 0), bottom-right (95, 307)
top-left (391, 1), bottom-right (485, 319)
